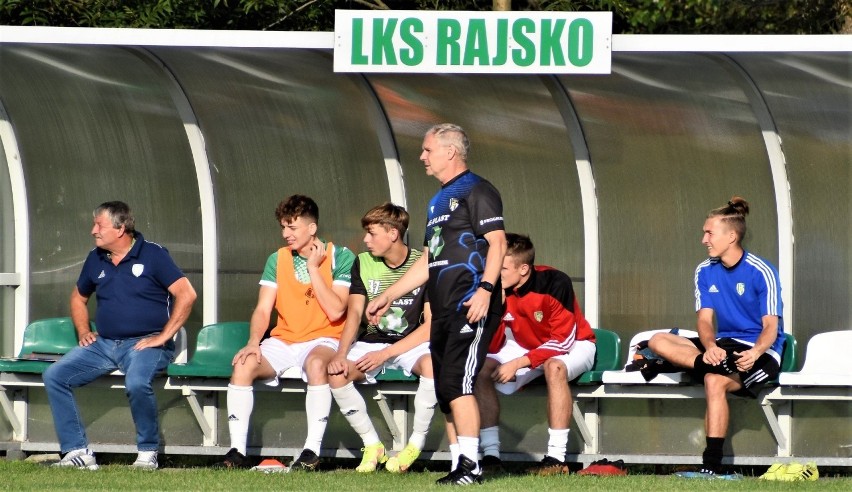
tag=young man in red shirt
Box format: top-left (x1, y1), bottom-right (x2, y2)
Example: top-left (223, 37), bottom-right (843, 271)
top-left (475, 233), bottom-right (596, 475)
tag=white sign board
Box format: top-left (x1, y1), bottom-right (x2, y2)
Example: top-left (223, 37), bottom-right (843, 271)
top-left (334, 10), bottom-right (612, 74)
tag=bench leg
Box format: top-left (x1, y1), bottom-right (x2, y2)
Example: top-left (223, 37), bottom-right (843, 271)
top-left (0, 386), bottom-right (24, 439)
top-left (760, 396), bottom-right (792, 457)
top-left (373, 392), bottom-right (409, 451)
top-left (572, 398), bottom-right (599, 455)
top-left (183, 388), bottom-right (217, 446)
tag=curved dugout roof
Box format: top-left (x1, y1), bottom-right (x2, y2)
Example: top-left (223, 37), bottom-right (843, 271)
top-left (0, 30), bottom-right (850, 357)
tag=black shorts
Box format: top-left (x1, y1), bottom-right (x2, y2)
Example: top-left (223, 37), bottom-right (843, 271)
top-left (430, 310), bottom-right (500, 414)
top-left (688, 337), bottom-right (780, 397)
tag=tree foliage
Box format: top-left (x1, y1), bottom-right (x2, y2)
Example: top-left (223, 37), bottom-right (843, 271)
top-left (0, 0), bottom-right (848, 34)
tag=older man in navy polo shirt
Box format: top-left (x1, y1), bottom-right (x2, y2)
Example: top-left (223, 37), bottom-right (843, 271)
top-left (43, 201), bottom-right (196, 470)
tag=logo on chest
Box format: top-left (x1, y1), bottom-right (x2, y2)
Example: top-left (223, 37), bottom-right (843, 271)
top-left (428, 226), bottom-right (445, 258)
top-left (534, 311), bottom-right (544, 322)
top-left (132, 264), bottom-right (145, 277)
top-left (736, 282), bottom-right (745, 296)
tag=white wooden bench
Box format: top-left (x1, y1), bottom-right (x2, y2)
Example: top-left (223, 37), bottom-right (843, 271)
top-left (582, 328), bottom-right (798, 465)
top-left (760, 330), bottom-right (852, 463)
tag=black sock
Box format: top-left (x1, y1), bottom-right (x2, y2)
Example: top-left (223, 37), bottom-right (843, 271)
top-left (702, 437), bottom-right (725, 471)
top-left (639, 358), bottom-right (678, 381)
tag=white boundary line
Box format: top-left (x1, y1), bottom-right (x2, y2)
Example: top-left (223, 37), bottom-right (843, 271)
top-left (1, 26), bottom-right (850, 52)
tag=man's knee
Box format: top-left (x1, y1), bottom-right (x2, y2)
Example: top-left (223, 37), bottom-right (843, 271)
top-left (42, 359), bottom-right (77, 390)
top-left (647, 333), bottom-right (671, 352)
top-left (543, 358), bottom-right (567, 379)
top-left (124, 372), bottom-right (155, 395)
top-left (328, 372), bottom-right (348, 389)
top-left (704, 373), bottom-right (738, 396)
top-left (478, 358), bottom-right (498, 377)
top-left (415, 355), bottom-right (434, 376)
top-left (231, 359), bottom-right (259, 380)
top-left (42, 363), bottom-right (59, 386)
top-left (303, 353), bottom-right (332, 380)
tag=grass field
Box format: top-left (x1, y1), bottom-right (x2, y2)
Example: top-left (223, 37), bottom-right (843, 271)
top-left (4, 456), bottom-right (851, 491)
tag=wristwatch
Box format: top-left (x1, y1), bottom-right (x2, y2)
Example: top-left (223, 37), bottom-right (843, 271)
top-left (478, 281), bottom-right (494, 293)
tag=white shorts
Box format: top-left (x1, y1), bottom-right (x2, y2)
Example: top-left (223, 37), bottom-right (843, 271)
top-left (259, 336), bottom-right (339, 385)
top-left (346, 341), bottom-right (431, 384)
top-left (488, 339), bottom-right (596, 395)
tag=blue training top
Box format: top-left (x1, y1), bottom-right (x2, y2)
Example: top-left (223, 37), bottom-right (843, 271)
top-left (76, 231), bottom-right (185, 339)
top-left (423, 170), bottom-right (504, 317)
top-left (694, 250), bottom-right (785, 362)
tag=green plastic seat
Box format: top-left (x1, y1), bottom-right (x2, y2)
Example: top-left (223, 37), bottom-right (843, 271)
top-left (167, 322), bottom-right (250, 378)
top-left (780, 332), bottom-right (798, 373)
top-left (576, 328), bottom-right (622, 384)
top-left (376, 368), bottom-right (418, 382)
top-left (0, 317), bottom-right (92, 374)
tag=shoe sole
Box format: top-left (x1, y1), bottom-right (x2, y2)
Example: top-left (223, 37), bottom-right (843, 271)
top-left (675, 472), bottom-right (741, 480)
top-left (529, 466), bottom-right (569, 476)
top-left (356, 455), bottom-right (388, 473)
top-left (53, 464), bottom-right (99, 470)
top-left (577, 465), bottom-right (627, 476)
top-left (385, 459), bottom-right (402, 473)
top-left (387, 450), bottom-right (420, 473)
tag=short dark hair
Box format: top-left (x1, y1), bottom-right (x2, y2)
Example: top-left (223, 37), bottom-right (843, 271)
top-left (275, 195), bottom-right (319, 224)
top-left (94, 201), bottom-right (135, 236)
top-left (361, 202), bottom-right (409, 236)
top-left (506, 233), bottom-right (535, 266)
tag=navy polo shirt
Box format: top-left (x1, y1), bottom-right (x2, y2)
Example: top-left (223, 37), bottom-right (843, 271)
top-left (76, 231), bottom-right (185, 339)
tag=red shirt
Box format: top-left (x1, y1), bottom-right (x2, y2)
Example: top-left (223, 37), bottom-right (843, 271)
top-left (489, 266), bottom-right (595, 368)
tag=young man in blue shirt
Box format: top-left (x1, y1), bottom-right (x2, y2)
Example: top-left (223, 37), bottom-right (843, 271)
top-left (649, 196), bottom-right (784, 480)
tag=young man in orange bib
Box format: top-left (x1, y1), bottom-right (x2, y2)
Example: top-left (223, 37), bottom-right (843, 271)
top-left (218, 195), bottom-right (354, 470)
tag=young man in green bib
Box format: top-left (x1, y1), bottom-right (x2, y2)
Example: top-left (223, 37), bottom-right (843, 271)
top-left (328, 203), bottom-right (436, 473)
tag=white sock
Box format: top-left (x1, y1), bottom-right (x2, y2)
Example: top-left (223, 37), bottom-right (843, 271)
top-left (546, 428), bottom-right (570, 463)
top-left (449, 443), bottom-right (461, 470)
top-left (409, 377), bottom-right (437, 450)
top-left (480, 426), bottom-right (500, 458)
top-left (304, 384), bottom-right (332, 453)
top-left (226, 384), bottom-right (253, 455)
top-left (331, 382), bottom-right (380, 445)
top-left (457, 435), bottom-right (481, 474)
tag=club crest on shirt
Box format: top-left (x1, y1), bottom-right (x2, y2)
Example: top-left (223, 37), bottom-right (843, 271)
top-left (449, 197), bottom-right (459, 211)
top-left (132, 264), bottom-right (145, 277)
top-left (736, 282), bottom-right (745, 296)
top-left (534, 311), bottom-right (544, 322)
